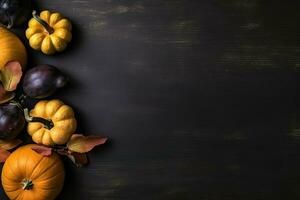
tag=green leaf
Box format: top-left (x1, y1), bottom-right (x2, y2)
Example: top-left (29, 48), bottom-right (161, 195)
top-left (1, 61), bottom-right (22, 91)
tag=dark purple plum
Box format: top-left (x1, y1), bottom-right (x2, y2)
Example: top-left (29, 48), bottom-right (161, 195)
top-left (0, 104), bottom-right (25, 139)
top-left (23, 65), bottom-right (68, 99)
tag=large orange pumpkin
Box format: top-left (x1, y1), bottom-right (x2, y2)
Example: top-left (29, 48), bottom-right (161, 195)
top-left (0, 27), bottom-right (27, 69)
top-left (1, 144), bottom-right (65, 200)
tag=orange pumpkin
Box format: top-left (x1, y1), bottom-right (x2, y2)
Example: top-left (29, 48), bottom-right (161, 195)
top-left (0, 27), bottom-right (27, 69)
top-left (1, 144), bottom-right (65, 200)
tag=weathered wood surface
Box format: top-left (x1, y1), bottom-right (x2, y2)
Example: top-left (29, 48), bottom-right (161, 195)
top-left (2, 0), bottom-right (300, 199)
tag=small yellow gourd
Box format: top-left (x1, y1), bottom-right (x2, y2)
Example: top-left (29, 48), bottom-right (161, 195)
top-left (27, 99), bottom-right (77, 146)
top-left (26, 10), bottom-right (72, 55)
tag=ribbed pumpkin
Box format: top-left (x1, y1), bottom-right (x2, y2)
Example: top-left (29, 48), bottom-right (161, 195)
top-left (0, 27), bottom-right (27, 69)
top-left (26, 10), bottom-right (72, 55)
top-left (27, 99), bottom-right (77, 146)
top-left (1, 144), bottom-right (65, 200)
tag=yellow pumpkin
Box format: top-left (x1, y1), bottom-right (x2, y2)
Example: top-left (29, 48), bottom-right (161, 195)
top-left (2, 144), bottom-right (65, 200)
top-left (0, 27), bottom-right (27, 69)
top-left (27, 99), bottom-right (77, 146)
top-left (26, 10), bottom-right (72, 55)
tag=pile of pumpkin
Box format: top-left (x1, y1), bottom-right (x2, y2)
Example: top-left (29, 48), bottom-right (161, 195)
top-left (0, 1), bottom-right (107, 199)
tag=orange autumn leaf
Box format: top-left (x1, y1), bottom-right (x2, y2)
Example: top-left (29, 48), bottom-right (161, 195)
top-left (67, 134), bottom-right (107, 153)
top-left (0, 147), bottom-right (10, 163)
top-left (1, 61), bottom-right (22, 91)
top-left (0, 139), bottom-right (22, 150)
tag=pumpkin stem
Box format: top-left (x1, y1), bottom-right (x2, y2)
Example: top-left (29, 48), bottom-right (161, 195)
top-left (32, 10), bottom-right (54, 34)
top-left (22, 179), bottom-right (34, 190)
top-left (24, 108), bottom-right (54, 130)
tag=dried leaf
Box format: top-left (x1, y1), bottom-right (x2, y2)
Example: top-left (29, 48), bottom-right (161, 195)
top-left (0, 85), bottom-right (15, 104)
top-left (53, 145), bottom-right (89, 167)
top-left (73, 152), bottom-right (88, 166)
top-left (0, 147), bottom-right (10, 163)
top-left (67, 154), bottom-right (76, 164)
top-left (55, 148), bottom-right (69, 156)
top-left (67, 152), bottom-right (88, 167)
top-left (31, 145), bottom-right (53, 157)
top-left (67, 134), bottom-right (108, 153)
top-left (0, 139), bottom-right (22, 150)
top-left (1, 61), bottom-right (22, 91)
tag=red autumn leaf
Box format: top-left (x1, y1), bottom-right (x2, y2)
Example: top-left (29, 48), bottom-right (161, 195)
top-left (0, 139), bottom-right (22, 150)
top-left (31, 145), bottom-right (53, 157)
top-left (1, 61), bottom-right (22, 91)
top-left (0, 85), bottom-right (15, 104)
top-left (67, 152), bottom-right (88, 167)
top-left (54, 147), bottom-right (88, 167)
top-left (67, 134), bottom-right (108, 153)
top-left (0, 147), bottom-right (10, 163)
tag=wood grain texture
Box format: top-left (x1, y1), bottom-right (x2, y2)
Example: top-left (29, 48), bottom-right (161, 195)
top-left (1, 0), bottom-right (300, 199)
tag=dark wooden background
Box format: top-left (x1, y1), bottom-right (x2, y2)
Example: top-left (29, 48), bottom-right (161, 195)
top-left (2, 0), bottom-right (300, 199)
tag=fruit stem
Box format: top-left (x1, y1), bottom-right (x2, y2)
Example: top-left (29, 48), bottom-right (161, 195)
top-left (32, 10), bottom-right (54, 34)
top-left (22, 179), bottom-right (33, 190)
top-left (9, 101), bottom-right (23, 110)
top-left (18, 94), bottom-right (28, 107)
top-left (24, 108), bottom-right (54, 130)
top-left (0, 11), bottom-right (13, 29)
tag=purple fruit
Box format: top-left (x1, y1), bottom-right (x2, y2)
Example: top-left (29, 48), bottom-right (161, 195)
top-left (23, 65), bottom-right (68, 98)
top-left (0, 104), bottom-right (25, 139)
